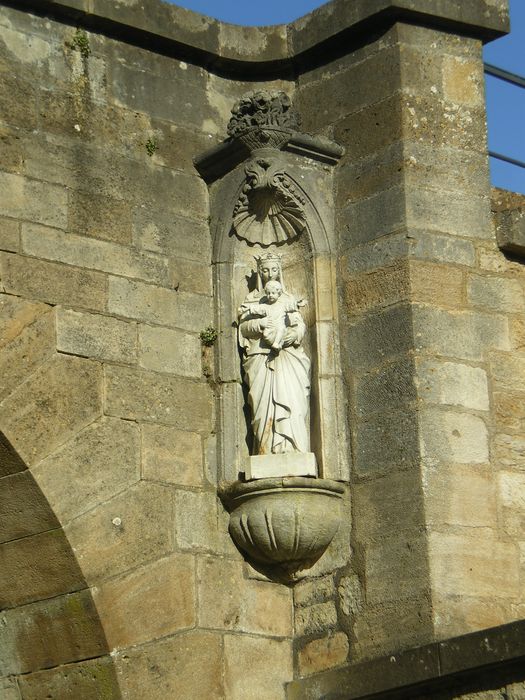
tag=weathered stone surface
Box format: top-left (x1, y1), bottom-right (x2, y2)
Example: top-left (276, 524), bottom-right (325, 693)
top-left (93, 553), bottom-right (195, 650)
top-left (0, 309), bottom-right (55, 402)
top-left (354, 355), bottom-right (416, 418)
top-left (0, 678), bottom-right (20, 700)
top-left (429, 532), bottom-right (519, 600)
top-left (56, 308), bottom-right (137, 363)
top-left (423, 463), bottom-right (497, 529)
top-left (468, 274), bottom-right (525, 313)
top-left (22, 223), bottom-right (169, 285)
top-left (197, 556), bottom-right (292, 637)
top-left (104, 365), bottom-right (212, 432)
top-left (108, 275), bottom-right (212, 332)
top-left (0, 470), bottom-right (59, 543)
top-left (174, 489), bottom-right (221, 552)
top-left (169, 257), bottom-right (212, 296)
top-left (0, 172), bottom-right (67, 229)
top-left (0, 528), bottom-right (84, 609)
top-left (295, 601), bottom-right (338, 636)
top-left (419, 408), bottom-right (489, 464)
top-left (0, 295), bottom-right (50, 350)
top-left (142, 423), bottom-right (203, 487)
top-left (115, 631), bottom-right (223, 699)
top-left (413, 307), bottom-right (510, 361)
top-left (0, 216), bottom-right (19, 253)
top-left (410, 261), bottom-right (466, 308)
top-left (16, 656), bottom-right (120, 700)
top-left (343, 262), bottom-right (410, 316)
top-left (298, 633), bottom-right (349, 677)
top-left (65, 482), bottom-right (174, 584)
top-left (32, 417), bottom-right (140, 523)
top-left (139, 324), bottom-right (201, 377)
top-left (0, 252), bottom-right (107, 311)
top-left (490, 352), bottom-right (525, 393)
top-left (1, 589), bottom-right (107, 675)
top-left (494, 392), bottom-right (525, 432)
top-left (68, 188), bottom-right (133, 245)
top-left (494, 434), bottom-right (525, 471)
top-left (499, 471), bottom-right (525, 538)
top-left (0, 431), bottom-right (26, 479)
top-left (132, 210), bottom-right (211, 263)
top-left (416, 359), bottom-right (489, 411)
top-left (432, 594), bottom-right (511, 641)
top-left (0, 355), bottom-right (103, 465)
top-left (224, 634), bottom-right (293, 700)
top-left (294, 576), bottom-right (334, 608)
top-left (345, 304), bottom-right (413, 370)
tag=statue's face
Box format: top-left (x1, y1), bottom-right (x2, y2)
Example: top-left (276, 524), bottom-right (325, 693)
top-left (260, 263), bottom-right (280, 284)
top-left (265, 282), bottom-right (282, 304)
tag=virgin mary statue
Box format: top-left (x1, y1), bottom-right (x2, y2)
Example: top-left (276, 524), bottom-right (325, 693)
top-left (238, 253), bottom-right (310, 455)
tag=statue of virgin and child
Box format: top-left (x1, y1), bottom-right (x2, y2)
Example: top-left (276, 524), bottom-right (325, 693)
top-left (237, 252), bottom-right (311, 457)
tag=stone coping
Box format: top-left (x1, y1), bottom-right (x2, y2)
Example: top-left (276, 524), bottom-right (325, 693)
top-left (9, 0), bottom-right (509, 75)
top-left (492, 187), bottom-right (525, 259)
top-left (286, 618), bottom-right (525, 699)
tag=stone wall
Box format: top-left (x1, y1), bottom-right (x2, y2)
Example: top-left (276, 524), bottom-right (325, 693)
top-left (1, 0), bottom-right (523, 698)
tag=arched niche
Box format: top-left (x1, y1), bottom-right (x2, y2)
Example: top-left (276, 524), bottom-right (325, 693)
top-left (198, 121), bottom-right (350, 485)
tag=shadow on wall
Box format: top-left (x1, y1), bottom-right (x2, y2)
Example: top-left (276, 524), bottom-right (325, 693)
top-left (0, 432), bottom-right (122, 698)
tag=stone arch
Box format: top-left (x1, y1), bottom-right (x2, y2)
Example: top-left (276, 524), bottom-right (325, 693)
top-left (0, 432), bottom-right (122, 697)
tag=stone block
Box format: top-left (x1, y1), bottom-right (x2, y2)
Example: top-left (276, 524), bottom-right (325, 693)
top-left (423, 463), bottom-right (497, 529)
top-left (499, 471), bottom-right (525, 538)
top-left (429, 532), bottom-right (519, 600)
top-left (410, 231), bottom-right (476, 268)
top-left (0, 678), bottom-right (19, 700)
top-left (0, 172), bottom-right (67, 229)
top-left (409, 261), bottom-right (466, 308)
top-left (432, 594), bottom-right (510, 641)
top-left (108, 275), bottom-right (212, 332)
top-left (32, 417), bottom-right (140, 523)
top-left (295, 601), bottom-right (338, 636)
top-left (114, 631), bottom-right (223, 699)
top-left (0, 217), bottom-right (19, 253)
top-left (170, 257), bottom-right (213, 296)
top-left (419, 408), bottom-right (489, 464)
top-left (413, 307), bottom-right (510, 361)
top-left (132, 209), bottom-right (211, 262)
top-left (224, 634), bottom-right (293, 700)
top-left (65, 482), bottom-right (174, 584)
top-left (139, 323), bottom-right (201, 378)
top-left (353, 355), bottom-right (416, 419)
top-left (197, 556), bottom-right (292, 637)
top-left (340, 185), bottom-right (405, 246)
top-left (16, 656), bottom-right (120, 700)
top-left (21, 223), bottom-right (169, 285)
top-left (56, 308), bottom-right (138, 364)
top-left (104, 365), bottom-right (212, 432)
top-left (298, 633), bottom-right (349, 677)
top-left (67, 188), bottom-right (133, 245)
top-left (468, 274), bottom-right (525, 313)
top-left (344, 304), bottom-right (413, 371)
top-left (1, 589), bottom-right (107, 676)
top-left (93, 553), bottom-right (195, 650)
top-left (0, 70), bottom-right (38, 132)
top-left (142, 423), bottom-right (203, 487)
top-left (0, 310), bottom-right (55, 402)
top-left (353, 469), bottom-right (425, 543)
top-left (174, 489), bottom-right (220, 552)
top-left (0, 294), bottom-right (50, 350)
top-left (0, 431), bottom-right (26, 479)
top-left (511, 318), bottom-right (525, 352)
top-left (353, 407), bottom-right (420, 476)
top-left (343, 261), bottom-right (411, 316)
top-left (490, 352), bottom-right (525, 393)
top-left (0, 528), bottom-right (84, 609)
top-left (364, 533), bottom-right (430, 605)
top-left (0, 252), bottom-right (107, 311)
top-left (494, 392), bottom-right (525, 433)
top-left (494, 434), bottom-right (525, 471)
top-left (0, 355), bottom-right (103, 466)
top-left (442, 56), bottom-right (485, 107)
top-left (246, 453), bottom-right (317, 480)
top-left (406, 190), bottom-right (492, 240)
top-left (416, 359), bottom-right (489, 411)
top-left (294, 575), bottom-right (334, 608)
top-left (0, 470), bottom-right (59, 543)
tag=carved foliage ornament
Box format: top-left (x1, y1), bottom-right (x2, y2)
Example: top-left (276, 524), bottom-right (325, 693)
top-left (232, 158), bottom-right (307, 246)
top-left (227, 90), bottom-right (301, 138)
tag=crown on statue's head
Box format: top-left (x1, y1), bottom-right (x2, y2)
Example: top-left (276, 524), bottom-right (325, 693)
top-left (254, 252), bottom-right (282, 269)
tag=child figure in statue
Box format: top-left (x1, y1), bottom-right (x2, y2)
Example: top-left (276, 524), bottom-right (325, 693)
top-left (239, 280), bottom-right (306, 352)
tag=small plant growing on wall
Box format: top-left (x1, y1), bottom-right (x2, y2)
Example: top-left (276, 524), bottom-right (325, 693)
top-left (67, 28), bottom-right (91, 58)
top-left (200, 327), bottom-right (218, 347)
top-left (145, 138), bottom-right (158, 156)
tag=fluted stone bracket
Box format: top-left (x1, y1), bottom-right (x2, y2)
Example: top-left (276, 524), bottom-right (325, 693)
top-left (220, 477), bottom-right (345, 576)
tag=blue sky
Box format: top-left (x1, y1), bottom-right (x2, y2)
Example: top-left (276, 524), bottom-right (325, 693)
top-left (169, 0), bottom-right (524, 195)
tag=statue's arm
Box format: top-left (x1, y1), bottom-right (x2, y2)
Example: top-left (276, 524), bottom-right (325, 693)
top-left (239, 318), bottom-right (264, 340)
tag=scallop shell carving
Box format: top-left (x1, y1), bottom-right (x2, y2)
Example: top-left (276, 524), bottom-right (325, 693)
top-left (232, 158), bottom-right (307, 246)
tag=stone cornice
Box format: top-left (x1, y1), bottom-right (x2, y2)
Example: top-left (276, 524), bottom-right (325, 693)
top-left (7, 0), bottom-right (509, 77)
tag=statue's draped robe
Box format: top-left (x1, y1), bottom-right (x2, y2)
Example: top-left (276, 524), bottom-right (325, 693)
top-left (239, 294), bottom-right (310, 454)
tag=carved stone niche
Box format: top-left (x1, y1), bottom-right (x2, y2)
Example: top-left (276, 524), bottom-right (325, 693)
top-left (195, 90), bottom-right (349, 578)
